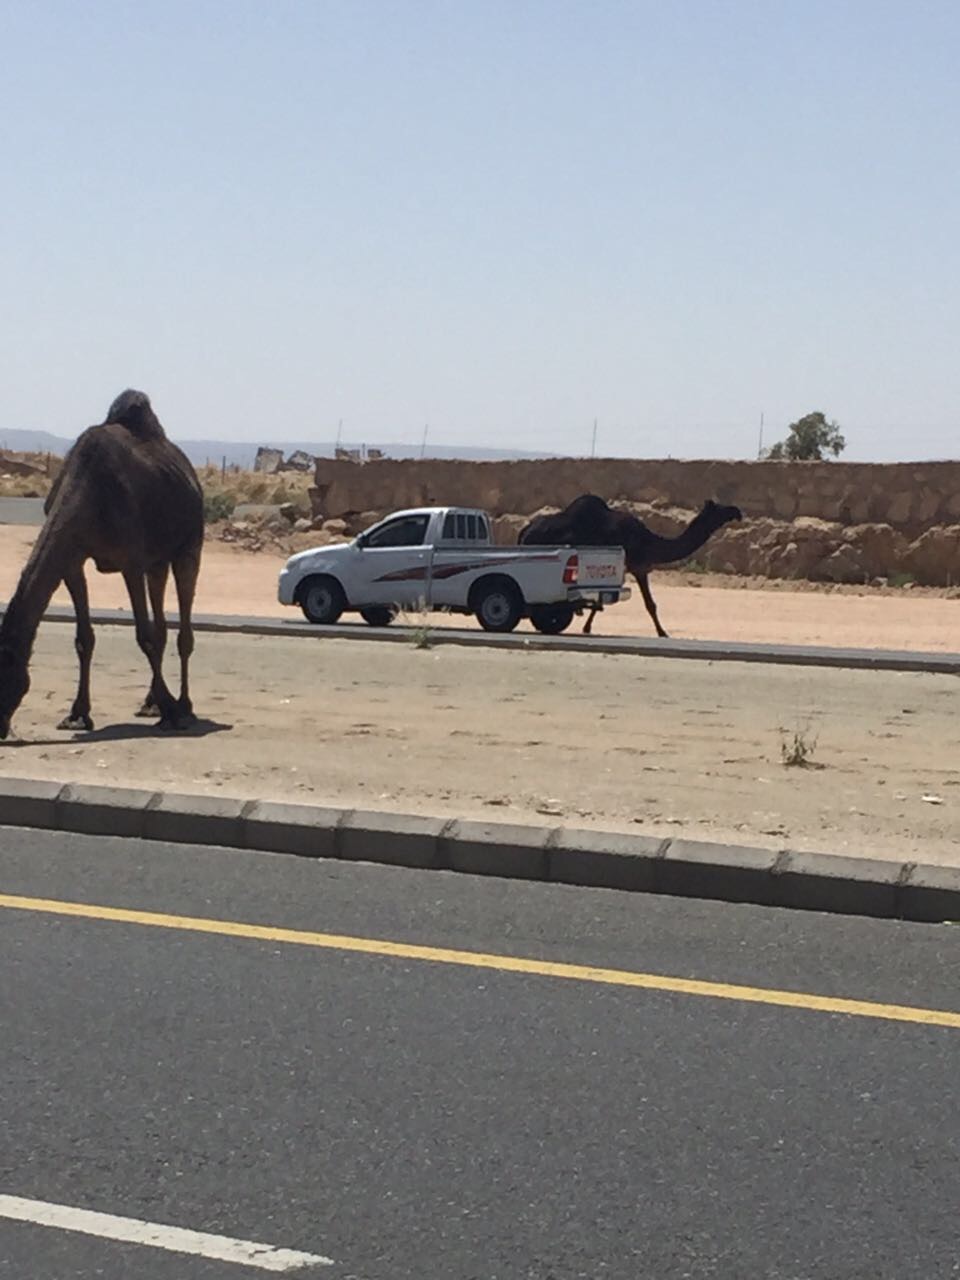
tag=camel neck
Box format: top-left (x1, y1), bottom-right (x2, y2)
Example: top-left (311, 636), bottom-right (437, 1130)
top-left (645, 511), bottom-right (719, 566)
top-left (0, 518), bottom-right (76, 657)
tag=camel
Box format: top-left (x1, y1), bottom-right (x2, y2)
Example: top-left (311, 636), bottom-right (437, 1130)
top-left (519, 493), bottom-right (742, 636)
top-left (0, 389), bottom-right (204, 739)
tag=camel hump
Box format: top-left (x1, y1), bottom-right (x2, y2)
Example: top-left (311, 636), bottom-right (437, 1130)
top-left (569, 494), bottom-right (611, 517)
top-left (104, 389), bottom-right (166, 439)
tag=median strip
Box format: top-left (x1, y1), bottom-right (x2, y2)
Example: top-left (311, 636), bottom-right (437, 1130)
top-left (1, 776), bottom-right (958, 922)
top-left (31, 605), bottom-right (960, 674)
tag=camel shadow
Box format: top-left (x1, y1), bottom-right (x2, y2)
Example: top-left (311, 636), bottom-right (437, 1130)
top-left (5, 718), bottom-right (232, 747)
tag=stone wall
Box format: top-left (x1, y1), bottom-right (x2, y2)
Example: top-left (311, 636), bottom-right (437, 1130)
top-left (310, 456), bottom-right (960, 586)
top-left (313, 456), bottom-right (960, 532)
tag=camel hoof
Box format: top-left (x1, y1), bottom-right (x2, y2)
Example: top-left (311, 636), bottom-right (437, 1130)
top-left (158, 711), bottom-right (197, 733)
top-left (135, 703), bottom-right (161, 718)
top-left (57, 714), bottom-right (94, 732)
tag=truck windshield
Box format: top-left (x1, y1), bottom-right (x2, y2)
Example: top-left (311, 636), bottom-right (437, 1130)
top-left (365, 515), bottom-right (430, 548)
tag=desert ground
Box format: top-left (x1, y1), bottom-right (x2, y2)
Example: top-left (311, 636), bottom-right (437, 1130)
top-left (1, 523), bottom-right (958, 652)
top-left (1, 521), bottom-right (957, 867)
top-left (1, 616), bottom-right (957, 868)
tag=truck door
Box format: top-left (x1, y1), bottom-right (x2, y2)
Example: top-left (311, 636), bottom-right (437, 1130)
top-left (430, 510), bottom-right (489, 608)
top-left (352, 513), bottom-right (432, 608)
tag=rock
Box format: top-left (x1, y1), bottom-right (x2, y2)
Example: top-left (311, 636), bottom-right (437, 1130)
top-left (322, 518), bottom-right (348, 536)
top-left (492, 513), bottom-right (530, 544)
top-left (817, 543), bottom-right (865, 584)
top-left (903, 524), bottom-right (960, 586)
top-left (254, 446), bottom-right (283, 474)
top-left (284, 450), bottom-right (315, 472)
top-left (841, 523), bottom-right (908, 579)
top-left (353, 511), bottom-right (383, 535)
top-left (293, 517), bottom-right (313, 533)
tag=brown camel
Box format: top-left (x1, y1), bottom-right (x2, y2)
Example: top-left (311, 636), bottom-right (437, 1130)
top-left (519, 493), bottom-right (742, 636)
top-left (0, 389), bottom-right (204, 739)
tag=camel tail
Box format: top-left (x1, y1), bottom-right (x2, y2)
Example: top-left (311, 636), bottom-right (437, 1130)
top-left (104, 389), bottom-right (166, 440)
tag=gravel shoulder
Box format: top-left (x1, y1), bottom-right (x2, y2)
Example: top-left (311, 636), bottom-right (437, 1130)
top-left (1, 623), bottom-right (957, 866)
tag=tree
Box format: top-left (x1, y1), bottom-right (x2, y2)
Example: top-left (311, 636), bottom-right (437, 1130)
top-left (767, 412), bottom-right (846, 461)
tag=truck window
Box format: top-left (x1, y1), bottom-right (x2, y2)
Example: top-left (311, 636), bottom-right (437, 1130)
top-left (442, 513), bottom-right (457, 539)
top-left (365, 514), bottom-right (430, 548)
top-left (455, 513), bottom-right (467, 539)
top-left (466, 514), bottom-right (478, 539)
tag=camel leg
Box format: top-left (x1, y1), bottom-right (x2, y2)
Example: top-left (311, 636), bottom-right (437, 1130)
top-left (637, 572), bottom-right (669, 638)
top-left (171, 547), bottom-right (200, 726)
top-left (581, 605), bottom-right (599, 635)
top-left (135, 565), bottom-right (169, 716)
top-left (122, 569), bottom-right (182, 729)
top-left (58, 566), bottom-right (95, 731)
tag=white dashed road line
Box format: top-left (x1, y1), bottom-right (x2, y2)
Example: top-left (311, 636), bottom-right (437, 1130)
top-left (0, 1194), bottom-right (334, 1271)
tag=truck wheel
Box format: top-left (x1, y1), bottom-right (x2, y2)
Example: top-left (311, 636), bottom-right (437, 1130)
top-left (360, 606), bottom-right (396, 627)
top-left (298, 575), bottom-right (346, 624)
top-left (529, 603), bottom-right (575, 635)
top-left (473, 579), bottom-right (523, 632)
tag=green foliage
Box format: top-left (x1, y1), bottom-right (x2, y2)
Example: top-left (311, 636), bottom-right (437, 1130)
top-left (411, 624), bottom-right (433, 650)
top-left (768, 412), bottom-right (846, 462)
top-left (203, 490), bottom-right (237, 523)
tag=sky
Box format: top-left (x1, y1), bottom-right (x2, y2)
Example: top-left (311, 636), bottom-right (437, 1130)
top-left (1, 0), bottom-right (958, 461)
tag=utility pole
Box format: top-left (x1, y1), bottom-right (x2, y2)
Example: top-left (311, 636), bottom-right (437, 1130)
top-left (757, 412), bottom-right (765, 459)
top-left (335, 418), bottom-right (343, 451)
top-left (590, 418), bottom-right (598, 458)
top-left (420, 423), bottom-right (429, 459)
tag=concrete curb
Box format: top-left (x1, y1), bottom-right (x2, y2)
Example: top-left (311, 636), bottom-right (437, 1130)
top-left (29, 605), bottom-right (960, 675)
top-left (1, 777), bottom-right (957, 923)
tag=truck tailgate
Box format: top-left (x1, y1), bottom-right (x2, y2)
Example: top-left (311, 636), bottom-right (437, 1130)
top-left (575, 548), bottom-right (626, 587)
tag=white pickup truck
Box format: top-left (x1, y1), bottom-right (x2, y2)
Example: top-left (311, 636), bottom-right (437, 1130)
top-left (277, 506), bottom-right (630, 633)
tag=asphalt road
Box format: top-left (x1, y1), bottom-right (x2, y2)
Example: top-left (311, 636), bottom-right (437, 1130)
top-left (0, 497), bottom-right (45, 526)
top-left (1, 827), bottom-right (958, 1279)
top-left (0, 497), bottom-right (268, 528)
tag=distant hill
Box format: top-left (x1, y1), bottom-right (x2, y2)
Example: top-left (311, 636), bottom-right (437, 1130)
top-left (0, 429), bottom-right (69, 455)
top-left (0, 428), bottom-right (554, 467)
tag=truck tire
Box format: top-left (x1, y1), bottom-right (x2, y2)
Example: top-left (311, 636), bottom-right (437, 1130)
top-left (529, 603), bottom-right (575, 635)
top-left (360, 605), bottom-right (396, 627)
top-left (298, 575), bottom-right (346, 625)
top-left (473, 577), bottom-right (523, 632)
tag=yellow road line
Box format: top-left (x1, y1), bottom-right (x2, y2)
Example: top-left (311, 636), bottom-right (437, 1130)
top-left (1, 891), bottom-right (958, 1030)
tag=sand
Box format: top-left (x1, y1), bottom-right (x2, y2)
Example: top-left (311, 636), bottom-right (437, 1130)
top-left (0, 525), bottom-right (957, 653)
top-left (1, 524), bottom-right (957, 867)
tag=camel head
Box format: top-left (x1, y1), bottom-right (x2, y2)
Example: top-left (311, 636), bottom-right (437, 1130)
top-left (105, 389), bottom-right (163, 438)
top-left (0, 642), bottom-right (30, 741)
top-left (700, 499), bottom-right (742, 529)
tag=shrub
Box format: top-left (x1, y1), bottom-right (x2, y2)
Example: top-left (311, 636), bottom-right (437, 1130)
top-left (203, 491), bottom-right (237, 523)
